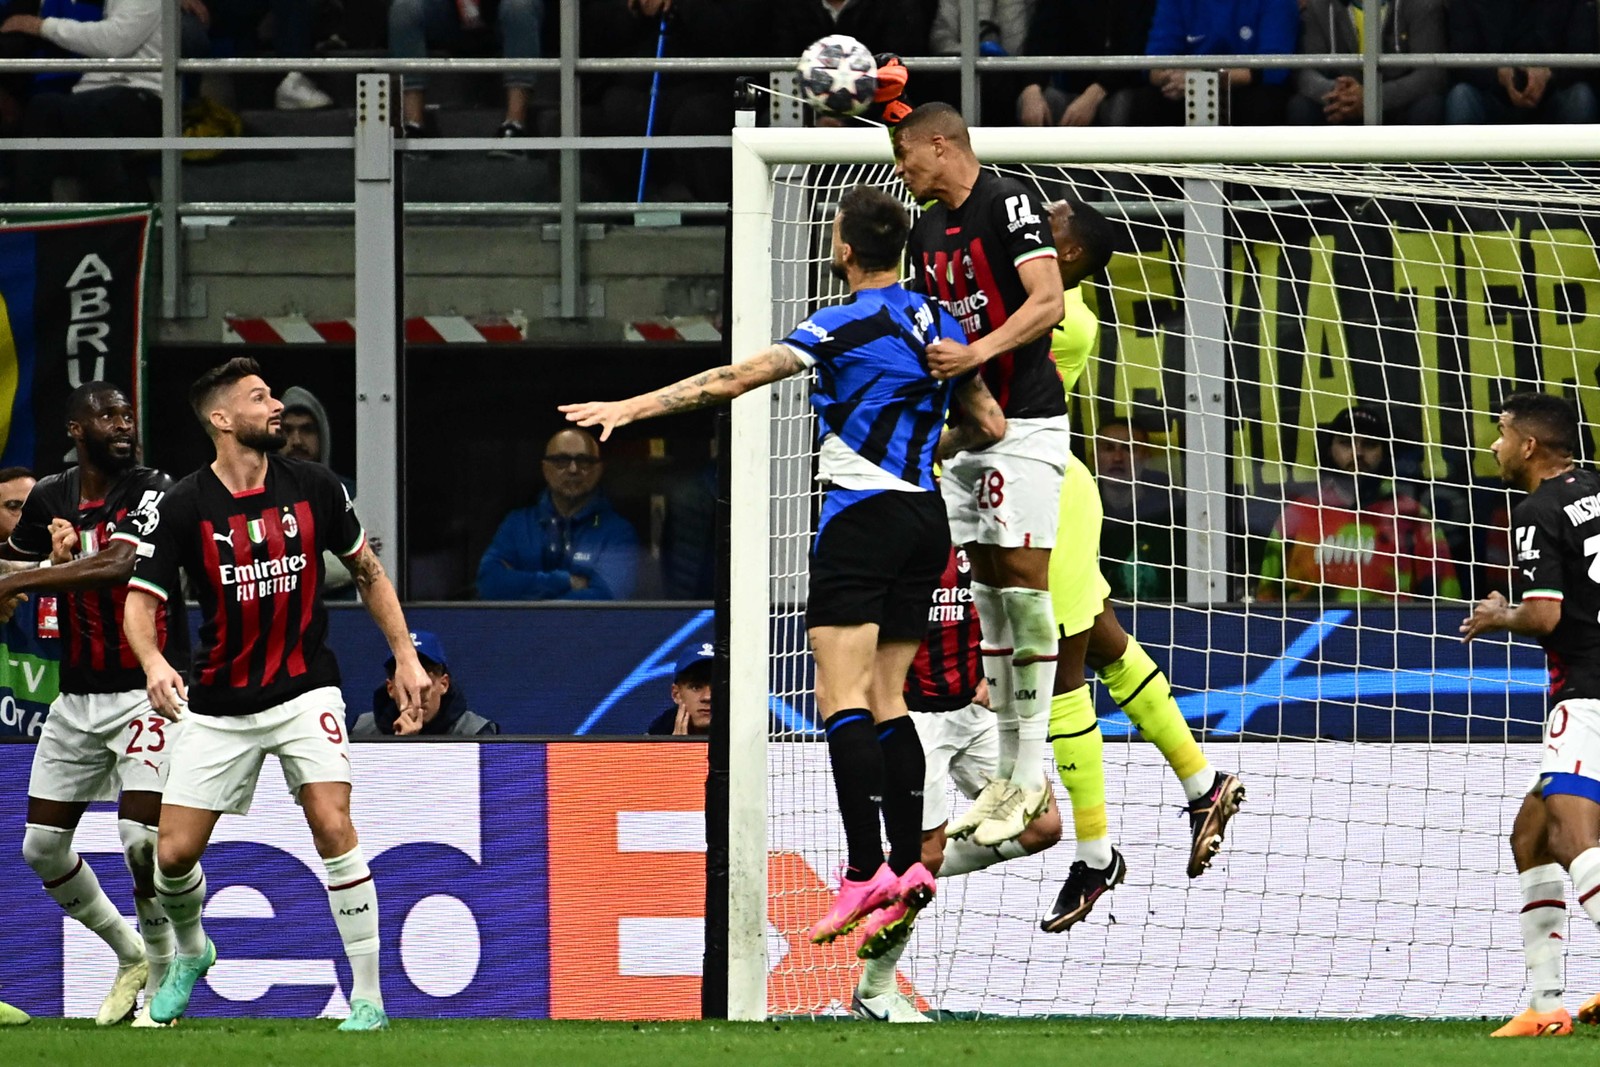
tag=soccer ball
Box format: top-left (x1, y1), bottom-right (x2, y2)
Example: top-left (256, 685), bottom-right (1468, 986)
top-left (796, 35), bottom-right (878, 117)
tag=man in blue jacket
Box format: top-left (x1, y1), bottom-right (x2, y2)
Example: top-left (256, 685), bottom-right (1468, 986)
top-left (476, 429), bottom-right (640, 600)
top-left (1115, 0), bottom-right (1298, 126)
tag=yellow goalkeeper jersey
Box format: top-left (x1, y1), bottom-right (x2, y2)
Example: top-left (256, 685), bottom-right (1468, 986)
top-left (1050, 285), bottom-right (1097, 393)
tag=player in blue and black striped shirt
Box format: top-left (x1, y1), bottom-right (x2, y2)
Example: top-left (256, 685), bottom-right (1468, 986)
top-left (562, 185), bottom-right (1006, 961)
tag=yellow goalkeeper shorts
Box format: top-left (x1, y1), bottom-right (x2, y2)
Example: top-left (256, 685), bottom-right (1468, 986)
top-left (1050, 453), bottom-right (1112, 637)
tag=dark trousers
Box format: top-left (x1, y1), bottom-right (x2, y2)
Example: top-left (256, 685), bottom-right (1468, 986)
top-left (1116, 82), bottom-right (1290, 126)
top-left (15, 87), bottom-right (160, 202)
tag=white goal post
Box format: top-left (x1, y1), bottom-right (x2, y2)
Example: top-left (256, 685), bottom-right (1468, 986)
top-left (726, 123), bottom-right (1600, 1023)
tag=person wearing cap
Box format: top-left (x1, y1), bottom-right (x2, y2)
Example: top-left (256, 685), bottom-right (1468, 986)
top-left (351, 631), bottom-right (499, 737)
top-left (647, 644), bottom-right (713, 737)
top-left (1257, 404), bottom-right (1460, 603)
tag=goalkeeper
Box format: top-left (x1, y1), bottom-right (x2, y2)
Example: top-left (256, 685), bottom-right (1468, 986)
top-left (1033, 198), bottom-right (1244, 932)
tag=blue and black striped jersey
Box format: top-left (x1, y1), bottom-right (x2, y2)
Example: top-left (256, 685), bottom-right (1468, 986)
top-left (781, 284), bottom-right (965, 492)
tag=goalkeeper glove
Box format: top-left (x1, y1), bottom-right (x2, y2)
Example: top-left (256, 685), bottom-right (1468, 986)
top-left (869, 53), bottom-right (913, 127)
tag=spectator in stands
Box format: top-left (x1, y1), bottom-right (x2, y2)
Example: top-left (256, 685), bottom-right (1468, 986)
top-left (1113, 0), bottom-right (1297, 126)
top-left (1289, 0), bottom-right (1445, 125)
top-left (392, 0), bottom-right (544, 144)
top-left (1445, 0), bottom-right (1599, 125)
top-left (922, 0), bottom-right (1026, 118)
top-left (1014, 0), bottom-right (1156, 127)
top-left (280, 385), bottom-right (375, 596)
top-left (477, 428), bottom-right (639, 600)
top-left (580, 0), bottom-right (757, 201)
top-left (183, 0), bottom-right (333, 109)
top-left (281, 386), bottom-right (354, 492)
top-left (353, 630), bottom-right (500, 737)
top-left (1096, 418), bottom-right (1184, 600)
top-left (772, 0), bottom-right (928, 59)
top-left (647, 643), bottom-right (712, 736)
top-left (1257, 405), bottom-right (1461, 603)
top-left (3, 0), bottom-right (161, 202)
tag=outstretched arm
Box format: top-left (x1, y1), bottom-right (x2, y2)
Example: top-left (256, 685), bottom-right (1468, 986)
top-left (560, 344), bottom-right (808, 439)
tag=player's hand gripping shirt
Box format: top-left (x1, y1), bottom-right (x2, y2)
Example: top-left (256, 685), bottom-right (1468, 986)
top-left (130, 455), bottom-right (366, 716)
top-left (1512, 467), bottom-right (1600, 704)
top-left (907, 171), bottom-right (1065, 419)
top-left (10, 465), bottom-right (185, 694)
top-left (781, 284), bottom-right (965, 493)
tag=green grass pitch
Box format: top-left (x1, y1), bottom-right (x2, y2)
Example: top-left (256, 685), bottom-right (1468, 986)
top-left (6, 1019), bottom-right (1600, 1067)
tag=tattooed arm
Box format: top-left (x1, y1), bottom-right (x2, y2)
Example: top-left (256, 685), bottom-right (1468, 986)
top-left (937, 374), bottom-right (1008, 462)
top-left (559, 345), bottom-right (808, 440)
top-left (344, 543), bottom-right (431, 728)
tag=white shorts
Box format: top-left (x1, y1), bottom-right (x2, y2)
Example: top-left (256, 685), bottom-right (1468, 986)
top-left (942, 415), bottom-right (1072, 549)
top-left (162, 686), bottom-right (351, 815)
top-left (912, 704), bottom-right (999, 831)
top-left (1530, 699), bottom-right (1600, 801)
top-left (28, 690), bottom-right (177, 803)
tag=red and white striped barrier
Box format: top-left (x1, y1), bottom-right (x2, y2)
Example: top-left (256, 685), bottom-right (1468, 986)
top-left (623, 316), bottom-right (723, 343)
top-left (223, 314), bottom-right (527, 344)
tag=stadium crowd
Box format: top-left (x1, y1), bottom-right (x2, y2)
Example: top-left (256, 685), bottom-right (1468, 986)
top-left (0, 0), bottom-right (1596, 201)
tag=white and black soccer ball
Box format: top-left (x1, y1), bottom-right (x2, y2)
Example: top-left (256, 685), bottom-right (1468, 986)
top-left (796, 34), bottom-right (878, 117)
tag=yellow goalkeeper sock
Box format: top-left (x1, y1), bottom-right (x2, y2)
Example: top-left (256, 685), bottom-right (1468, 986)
top-left (1049, 686), bottom-right (1111, 868)
top-left (1099, 637), bottom-right (1213, 800)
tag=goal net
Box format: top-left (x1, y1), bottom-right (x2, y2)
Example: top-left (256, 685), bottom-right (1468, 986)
top-left (725, 124), bottom-right (1600, 1021)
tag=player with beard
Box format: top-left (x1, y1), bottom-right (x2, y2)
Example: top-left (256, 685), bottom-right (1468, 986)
top-left (0, 382), bottom-right (185, 1026)
top-left (122, 358), bottom-right (429, 1030)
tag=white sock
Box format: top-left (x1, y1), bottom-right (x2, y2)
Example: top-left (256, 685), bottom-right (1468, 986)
top-left (1001, 586), bottom-right (1057, 793)
top-left (1181, 768), bottom-right (1218, 803)
top-left (1571, 847), bottom-right (1600, 924)
top-left (1519, 863), bottom-right (1567, 1012)
top-left (1076, 837), bottom-right (1114, 870)
top-left (119, 820), bottom-right (172, 994)
top-left (971, 581), bottom-right (1017, 779)
top-left (135, 896), bottom-right (175, 995)
top-left (24, 824), bottom-right (144, 964)
top-left (154, 864), bottom-right (209, 958)
top-left (857, 938), bottom-right (908, 997)
top-left (938, 836), bottom-right (1028, 878)
top-left (324, 847), bottom-right (382, 1009)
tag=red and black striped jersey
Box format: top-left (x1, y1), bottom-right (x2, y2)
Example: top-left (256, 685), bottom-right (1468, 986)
top-left (129, 455), bottom-right (366, 717)
top-left (10, 465), bottom-right (184, 695)
top-left (906, 171), bottom-right (1065, 419)
top-left (905, 546), bottom-right (981, 712)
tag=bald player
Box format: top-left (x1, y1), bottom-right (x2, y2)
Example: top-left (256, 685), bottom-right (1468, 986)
top-left (895, 102), bottom-right (1068, 849)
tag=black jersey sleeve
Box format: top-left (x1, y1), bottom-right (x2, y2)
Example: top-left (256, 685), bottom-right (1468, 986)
top-left (905, 218), bottom-right (928, 294)
top-left (311, 465), bottom-right (366, 560)
top-left (1511, 495), bottom-right (1568, 603)
top-left (111, 469), bottom-right (175, 549)
top-left (7, 479), bottom-right (58, 559)
top-left (984, 180), bottom-right (1056, 274)
top-left (129, 482), bottom-right (193, 603)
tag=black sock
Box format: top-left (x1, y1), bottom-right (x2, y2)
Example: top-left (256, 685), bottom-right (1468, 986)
top-left (876, 716), bottom-right (927, 876)
top-left (824, 708), bottom-right (886, 880)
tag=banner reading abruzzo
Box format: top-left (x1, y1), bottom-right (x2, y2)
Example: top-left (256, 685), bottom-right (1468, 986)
top-left (0, 209), bottom-right (150, 476)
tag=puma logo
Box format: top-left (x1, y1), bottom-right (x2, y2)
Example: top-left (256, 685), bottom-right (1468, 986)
top-left (212, 531), bottom-right (234, 546)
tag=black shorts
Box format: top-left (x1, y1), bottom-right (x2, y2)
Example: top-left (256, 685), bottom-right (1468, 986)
top-left (807, 490), bottom-right (950, 641)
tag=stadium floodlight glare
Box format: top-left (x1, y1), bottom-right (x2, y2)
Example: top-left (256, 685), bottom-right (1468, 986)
top-left (727, 123), bottom-right (1600, 1022)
